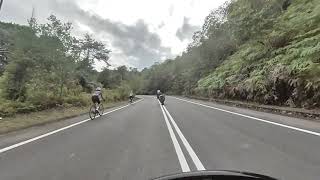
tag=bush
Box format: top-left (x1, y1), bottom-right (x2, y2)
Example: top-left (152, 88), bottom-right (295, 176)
top-left (63, 93), bottom-right (90, 107)
top-left (0, 100), bottom-right (37, 117)
top-left (103, 85), bottom-right (130, 103)
top-left (0, 86), bottom-right (132, 117)
top-left (0, 101), bottom-right (17, 117)
top-left (26, 91), bottom-right (62, 110)
top-left (267, 32), bottom-right (293, 49)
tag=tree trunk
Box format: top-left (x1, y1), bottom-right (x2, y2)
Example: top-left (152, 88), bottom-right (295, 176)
top-left (0, 0), bottom-right (3, 12)
top-left (59, 81), bottom-right (64, 98)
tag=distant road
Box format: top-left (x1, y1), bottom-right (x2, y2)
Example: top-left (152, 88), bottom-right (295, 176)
top-left (0, 96), bottom-right (320, 180)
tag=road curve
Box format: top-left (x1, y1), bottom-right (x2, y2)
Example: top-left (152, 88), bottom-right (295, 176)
top-left (0, 96), bottom-right (319, 180)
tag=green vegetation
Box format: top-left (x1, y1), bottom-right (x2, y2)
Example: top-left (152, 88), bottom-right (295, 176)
top-left (0, 101), bottom-right (126, 134)
top-left (0, 16), bottom-right (134, 117)
top-left (1, 0), bottom-right (319, 120)
top-left (138, 0), bottom-right (320, 109)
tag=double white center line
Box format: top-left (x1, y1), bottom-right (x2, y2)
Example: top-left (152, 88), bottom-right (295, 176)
top-left (159, 101), bottom-right (205, 172)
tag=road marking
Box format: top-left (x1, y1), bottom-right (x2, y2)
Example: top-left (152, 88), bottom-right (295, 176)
top-left (0, 99), bottom-right (143, 154)
top-left (158, 101), bottom-right (190, 172)
top-left (172, 97), bottom-right (320, 137)
top-left (163, 106), bottom-right (206, 171)
top-left (102, 99), bottom-right (143, 115)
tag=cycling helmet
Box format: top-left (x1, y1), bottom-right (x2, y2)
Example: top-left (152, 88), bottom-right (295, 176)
top-left (96, 87), bottom-right (102, 91)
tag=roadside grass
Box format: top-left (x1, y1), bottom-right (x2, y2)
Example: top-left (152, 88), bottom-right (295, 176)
top-left (0, 101), bottom-right (127, 134)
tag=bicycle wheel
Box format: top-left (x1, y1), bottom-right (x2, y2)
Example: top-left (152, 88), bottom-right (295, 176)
top-left (89, 104), bottom-right (97, 120)
top-left (98, 103), bottom-right (104, 116)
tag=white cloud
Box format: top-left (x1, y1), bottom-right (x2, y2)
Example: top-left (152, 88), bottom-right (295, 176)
top-left (75, 22), bottom-right (94, 34)
top-left (80, 0), bottom-right (227, 59)
top-left (1, 0), bottom-right (227, 69)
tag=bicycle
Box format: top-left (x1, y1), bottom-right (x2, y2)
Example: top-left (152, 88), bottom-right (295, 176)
top-left (159, 94), bottom-right (165, 105)
top-left (89, 102), bottom-right (104, 120)
top-left (129, 96), bottom-right (134, 103)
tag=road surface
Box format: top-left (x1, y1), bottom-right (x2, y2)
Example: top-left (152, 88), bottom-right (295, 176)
top-left (0, 96), bottom-right (320, 180)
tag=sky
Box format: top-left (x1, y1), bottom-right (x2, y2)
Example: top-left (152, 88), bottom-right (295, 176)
top-left (0, 0), bottom-right (227, 70)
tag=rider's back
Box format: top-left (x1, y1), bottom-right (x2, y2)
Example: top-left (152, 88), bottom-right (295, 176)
top-left (93, 90), bottom-right (101, 96)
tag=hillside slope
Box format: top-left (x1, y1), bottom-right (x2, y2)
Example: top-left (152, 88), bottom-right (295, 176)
top-left (197, 0), bottom-right (320, 108)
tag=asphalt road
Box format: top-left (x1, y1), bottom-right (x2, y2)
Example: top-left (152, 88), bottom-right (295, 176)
top-left (0, 96), bottom-right (320, 180)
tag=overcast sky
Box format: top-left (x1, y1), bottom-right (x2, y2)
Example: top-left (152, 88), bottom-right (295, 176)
top-left (1, 0), bottom-right (226, 70)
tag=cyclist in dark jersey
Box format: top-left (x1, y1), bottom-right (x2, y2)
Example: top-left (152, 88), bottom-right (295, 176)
top-left (129, 90), bottom-right (134, 103)
top-left (92, 87), bottom-right (104, 111)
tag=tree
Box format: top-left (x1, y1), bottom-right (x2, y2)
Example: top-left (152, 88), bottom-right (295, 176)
top-left (27, 16), bottom-right (78, 98)
top-left (0, 26), bottom-right (39, 100)
top-left (79, 34), bottom-right (111, 65)
top-left (0, 0), bottom-right (3, 12)
top-left (74, 33), bottom-right (111, 88)
top-left (117, 66), bottom-right (128, 81)
top-left (136, 0), bottom-right (291, 97)
top-left (97, 68), bottom-right (119, 88)
top-left (1, 50), bottom-right (30, 101)
top-left (0, 46), bottom-right (8, 75)
top-left (0, 14), bottom-right (121, 116)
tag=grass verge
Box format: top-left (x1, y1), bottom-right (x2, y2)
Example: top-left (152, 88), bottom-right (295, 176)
top-left (0, 101), bottom-right (127, 135)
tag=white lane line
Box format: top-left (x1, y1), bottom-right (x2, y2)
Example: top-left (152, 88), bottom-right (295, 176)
top-left (0, 99), bottom-right (144, 154)
top-left (102, 99), bottom-right (143, 115)
top-left (158, 102), bottom-right (190, 172)
top-left (163, 106), bottom-right (206, 171)
top-left (172, 97), bottom-right (320, 137)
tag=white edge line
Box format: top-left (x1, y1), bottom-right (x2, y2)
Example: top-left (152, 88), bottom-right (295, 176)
top-left (173, 97), bottom-right (320, 137)
top-left (102, 98), bottom-right (143, 115)
top-left (0, 99), bottom-right (144, 154)
top-left (163, 105), bottom-right (206, 171)
top-left (158, 101), bottom-right (190, 172)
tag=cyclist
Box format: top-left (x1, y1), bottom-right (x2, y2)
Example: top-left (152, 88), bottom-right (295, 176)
top-left (129, 90), bottom-right (134, 103)
top-left (92, 87), bottom-right (104, 112)
top-left (159, 93), bottom-right (165, 105)
top-left (156, 89), bottom-right (161, 99)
